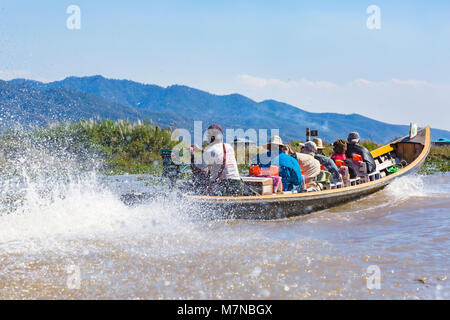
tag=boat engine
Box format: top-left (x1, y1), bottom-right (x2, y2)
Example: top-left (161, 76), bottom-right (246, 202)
top-left (160, 149), bottom-right (188, 187)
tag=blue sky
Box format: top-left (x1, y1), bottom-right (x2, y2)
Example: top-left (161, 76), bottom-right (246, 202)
top-left (0, 0), bottom-right (449, 130)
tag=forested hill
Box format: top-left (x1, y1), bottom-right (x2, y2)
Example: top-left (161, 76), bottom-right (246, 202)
top-left (1, 75), bottom-right (448, 143)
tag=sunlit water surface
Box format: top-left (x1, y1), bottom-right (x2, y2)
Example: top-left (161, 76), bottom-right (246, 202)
top-left (0, 171), bottom-right (448, 299)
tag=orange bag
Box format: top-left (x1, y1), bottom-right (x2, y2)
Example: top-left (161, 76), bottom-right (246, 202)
top-left (261, 165), bottom-right (279, 177)
top-left (249, 165), bottom-right (262, 176)
top-left (352, 154), bottom-right (363, 162)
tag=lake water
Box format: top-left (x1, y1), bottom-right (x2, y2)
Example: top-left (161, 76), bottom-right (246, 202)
top-left (0, 170), bottom-right (448, 299)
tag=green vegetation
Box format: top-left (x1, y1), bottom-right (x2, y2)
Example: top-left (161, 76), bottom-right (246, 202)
top-left (0, 119), bottom-right (176, 175)
top-left (75, 119), bottom-right (176, 174)
top-left (360, 140), bottom-right (381, 152)
top-left (0, 120), bottom-right (448, 176)
top-left (287, 140), bottom-right (305, 154)
top-left (420, 146), bottom-right (450, 175)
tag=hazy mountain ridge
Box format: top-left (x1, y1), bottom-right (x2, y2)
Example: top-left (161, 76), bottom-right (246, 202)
top-left (1, 76), bottom-right (449, 143)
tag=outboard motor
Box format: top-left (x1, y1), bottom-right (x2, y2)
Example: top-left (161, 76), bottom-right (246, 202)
top-left (160, 149), bottom-right (185, 187)
top-left (121, 149), bottom-right (186, 206)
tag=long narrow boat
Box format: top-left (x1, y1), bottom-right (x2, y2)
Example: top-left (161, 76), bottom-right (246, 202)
top-left (183, 126), bottom-right (431, 219)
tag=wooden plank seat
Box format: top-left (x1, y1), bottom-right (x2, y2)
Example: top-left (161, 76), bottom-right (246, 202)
top-left (368, 171), bottom-right (381, 181)
top-left (376, 159), bottom-right (396, 172)
top-left (359, 171), bottom-right (381, 183)
top-left (330, 182), bottom-right (343, 189)
top-left (348, 177), bottom-right (361, 187)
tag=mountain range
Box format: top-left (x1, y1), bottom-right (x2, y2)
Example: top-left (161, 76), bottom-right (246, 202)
top-left (0, 75), bottom-right (448, 143)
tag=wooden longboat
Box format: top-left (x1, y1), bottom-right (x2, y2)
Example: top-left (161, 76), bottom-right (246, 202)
top-left (183, 126), bottom-right (431, 220)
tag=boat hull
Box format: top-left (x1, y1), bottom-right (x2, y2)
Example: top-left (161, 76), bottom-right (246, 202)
top-left (186, 182), bottom-right (388, 220)
top-left (183, 126), bottom-right (431, 220)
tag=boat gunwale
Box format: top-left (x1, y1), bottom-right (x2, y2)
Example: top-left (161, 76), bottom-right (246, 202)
top-left (184, 126), bottom-right (431, 204)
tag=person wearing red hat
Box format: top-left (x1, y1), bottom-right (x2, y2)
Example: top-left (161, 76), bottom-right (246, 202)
top-left (189, 124), bottom-right (242, 196)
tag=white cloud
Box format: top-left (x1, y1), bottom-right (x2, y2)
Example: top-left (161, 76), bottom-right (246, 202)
top-left (236, 74), bottom-right (450, 131)
top-left (239, 74), bottom-right (433, 90)
top-left (238, 74), bottom-right (338, 89)
top-left (350, 78), bottom-right (433, 88)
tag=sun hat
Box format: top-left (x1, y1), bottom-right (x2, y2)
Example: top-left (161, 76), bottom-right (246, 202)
top-left (264, 135), bottom-right (284, 150)
top-left (347, 132), bottom-right (360, 144)
top-left (304, 141), bottom-right (318, 153)
top-left (269, 135), bottom-right (284, 145)
top-left (313, 138), bottom-right (324, 150)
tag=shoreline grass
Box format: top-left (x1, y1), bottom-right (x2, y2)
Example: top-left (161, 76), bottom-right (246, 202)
top-left (420, 146), bottom-right (450, 175)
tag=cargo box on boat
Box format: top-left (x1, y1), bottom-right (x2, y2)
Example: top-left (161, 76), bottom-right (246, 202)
top-left (242, 176), bottom-right (273, 196)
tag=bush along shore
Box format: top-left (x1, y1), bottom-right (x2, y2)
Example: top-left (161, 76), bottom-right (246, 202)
top-left (0, 119), bottom-right (176, 176)
top-left (420, 145), bottom-right (450, 175)
top-left (0, 119), bottom-right (448, 176)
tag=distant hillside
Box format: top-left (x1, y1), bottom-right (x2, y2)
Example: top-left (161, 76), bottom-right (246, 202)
top-left (2, 76), bottom-right (449, 143)
top-left (0, 80), bottom-right (187, 128)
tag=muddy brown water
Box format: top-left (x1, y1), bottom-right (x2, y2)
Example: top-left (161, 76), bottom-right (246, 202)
top-left (0, 173), bottom-right (448, 299)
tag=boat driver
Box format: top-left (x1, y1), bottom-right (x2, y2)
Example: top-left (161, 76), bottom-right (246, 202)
top-left (189, 124), bottom-right (242, 196)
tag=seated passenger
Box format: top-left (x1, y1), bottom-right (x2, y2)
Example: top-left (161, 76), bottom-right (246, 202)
top-left (331, 139), bottom-right (347, 161)
top-left (256, 136), bottom-right (304, 192)
top-left (331, 139), bottom-right (358, 179)
top-left (346, 132), bottom-right (376, 174)
top-left (293, 141), bottom-right (321, 185)
top-left (189, 124), bottom-right (242, 196)
top-left (312, 138), bottom-right (341, 184)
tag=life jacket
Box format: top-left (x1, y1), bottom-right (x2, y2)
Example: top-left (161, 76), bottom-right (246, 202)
top-left (335, 160), bottom-right (346, 168)
top-left (346, 144), bottom-right (376, 173)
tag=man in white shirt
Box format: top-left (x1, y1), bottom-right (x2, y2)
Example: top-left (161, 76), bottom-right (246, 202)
top-left (190, 124), bottom-right (242, 196)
